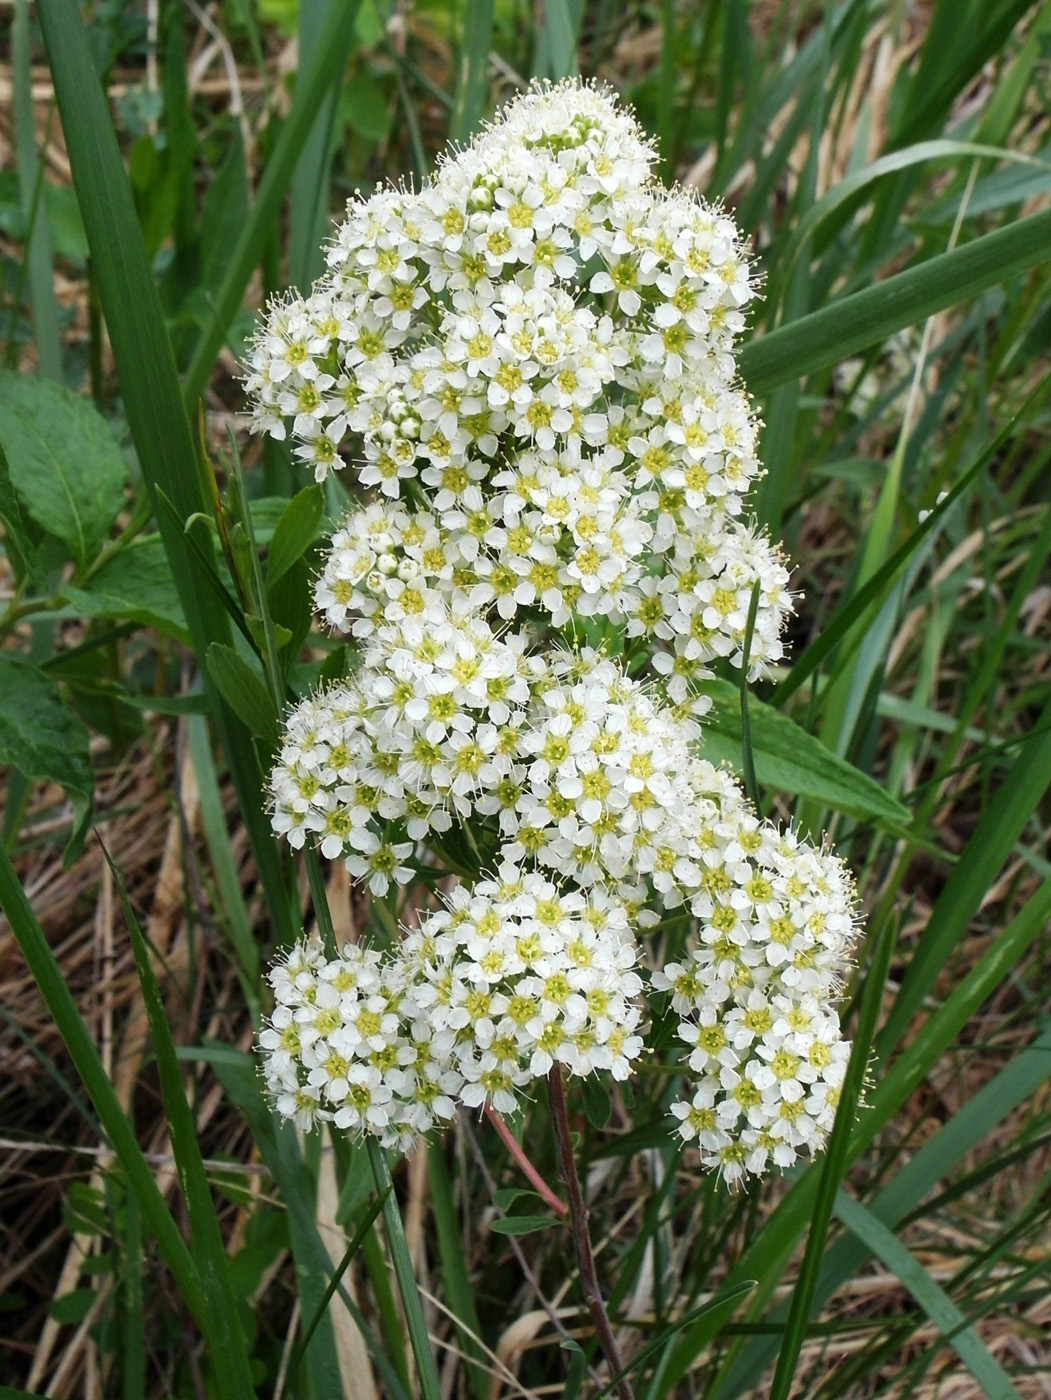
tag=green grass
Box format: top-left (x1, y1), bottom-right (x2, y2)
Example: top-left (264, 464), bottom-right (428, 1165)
top-left (1, 2), bottom-right (1050, 1397)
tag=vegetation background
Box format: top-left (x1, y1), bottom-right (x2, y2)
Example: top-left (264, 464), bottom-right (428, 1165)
top-left (1, 1), bottom-right (1050, 1397)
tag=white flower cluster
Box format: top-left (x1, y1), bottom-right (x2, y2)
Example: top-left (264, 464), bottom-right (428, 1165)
top-left (248, 81), bottom-right (791, 683)
top-left (252, 82), bottom-right (860, 1182)
top-left (650, 764), bottom-right (856, 1183)
top-left (261, 872), bottom-right (644, 1150)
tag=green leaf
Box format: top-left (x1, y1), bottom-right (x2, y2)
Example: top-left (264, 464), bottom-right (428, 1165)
top-left (0, 435), bottom-right (42, 586)
top-left (205, 643), bottom-right (280, 745)
top-left (696, 679), bottom-right (910, 826)
top-left (489, 1215), bottom-right (560, 1236)
top-left (182, 0), bottom-right (361, 408)
top-left (105, 845), bottom-right (256, 1400)
top-left (580, 1075), bottom-right (612, 1131)
top-left (0, 371), bottom-right (126, 571)
top-left (37, 0), bottom-right (294, 946)
top-left (62, 536), bottom-right (189, 642)
top-left (0, 655), bottom-right (93, 861)
top-left (834, 1191), bottom-right (1024, 1400)
top-left (737, 206), bottom-right (1051, 396)
top-left (450, 0), bottom-right (494, 144)
top-left (0, 844), bottom-right (207, 1334)
top-left (266, 482), bottom-right (324, 587)
top-left (48, 1287), bottom-right (96, 1326)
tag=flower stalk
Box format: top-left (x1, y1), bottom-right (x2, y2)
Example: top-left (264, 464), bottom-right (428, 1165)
top-left (548, 1065), bottom-right (634, 1400)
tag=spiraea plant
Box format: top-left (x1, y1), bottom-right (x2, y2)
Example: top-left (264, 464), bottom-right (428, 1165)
top-left (250, 81), bottom-right (859, 1188)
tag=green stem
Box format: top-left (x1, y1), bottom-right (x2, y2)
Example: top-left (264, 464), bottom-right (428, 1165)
top-left (365, 1139), bottom-right (443, 1400)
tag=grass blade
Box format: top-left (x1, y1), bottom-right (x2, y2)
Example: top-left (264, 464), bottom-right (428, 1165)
top-left (878, 688), bottom-right (1051, 1054)
top-left (103, 843), bottom-right (256, 1399)
top-left (427, 1139), bottom-right (489, 1400)
top-left (280, 1186), bottom-right (391, 1400)
top-left (288, 0), bottom-right (357, 289)
top-left (0, 842), bottom-right (207, 1330)
top-left (737, 208), bottom-right (1051, 396)
top-left (664, 875), bottom-right (1051, 1392)
top-left (182, 0), bottom-right (360, 408)
top-left (12, 0), bottom-right (61, 380)
top-left (774, 387), bottom-right (1041, 710)
top-left (367, 1140), bottom-right (444, 1400)
top-left (766, 913), bottom-right (897, 1400)
top-left (450, 0), bottom-right (494, 144)
top-left (37, 0), bottom-right (296, 944)
top-left (833, 1191), bottom-right (1024, 1400)
top-left (716, 1024), bottom-right (1051, 1398)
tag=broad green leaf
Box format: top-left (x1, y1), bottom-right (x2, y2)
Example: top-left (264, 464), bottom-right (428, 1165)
top-left (0, 654), bottom-right (93, 861)
top-left (266, 483), bottom-right (324, 587)
top-left (205, 643), bottom-right (280, 745)
top-left (696, 678), bottom-right (909, 826)
top-left (834, 1192), bottom-right (1024, 1400)
top-left (62, 536), bottom-right (189, 642)
top-left (489, 1215), bottom-right (560, 1236)
top-left (0, 436), bottom-right (42, 586)
top-left (0, 371), bottom-right (126, 571)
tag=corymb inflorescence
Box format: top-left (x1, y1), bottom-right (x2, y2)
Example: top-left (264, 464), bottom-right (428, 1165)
top-left (250, 81), bottom-right (859, 1183)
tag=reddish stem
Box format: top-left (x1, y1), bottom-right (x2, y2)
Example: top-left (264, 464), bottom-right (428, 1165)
top-left (483, 1101), bottom-right (568, 1218)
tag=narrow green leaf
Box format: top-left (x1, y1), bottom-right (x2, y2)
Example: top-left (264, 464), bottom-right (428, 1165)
top-left (266, 483), bottom-right (324, 587)
top-left (834, 1192), bottom-right (1024, 1400)
top-left (0, 371), bottom-right (126, 571)
top-left (697, 679), bottom-right (909, 826)
top-left (0, 843), bottom-right (207, 1330)
top-left (204, 1048), bottom-right (367, 1400)
top-left (601, 1282), bottom-right (757, 1398)
top-left (737, 207), bottom-right (1051, 396)
top-left (0, 654), bottom-right (93, 861)
top-left (775, 398), bottom-right (1027, 710)
top-left (783, 139), bottom-right (1050, 277)
top-left (366, 1139), bottom-right (444, 1400)
top-left (289, 0), bottom-right (357, 288)
top-left (182, 0), bottom-right (360, 408)
top-left (427, 1139), bottom-right (489, 1400)
top-left (666, 876), bottom-right (1051, 1392)
top-left (105, 845), bottom-right (255, 1400)
top-left (450, 0), bottom-right (494, 144)
top-left (280, 1187), bottom-right (390, 1400)
top-left (879, 688), bottom-right (1051, 1054)
top-left (37, 0), bottom-right (294, 944)
top-left (535, 0), bottom-right (579, 81)
top-left (739, 580), bottom-right (763, 811)
top-left (767, 914), bottom-right (897, 1400)
top-left (62, 536), bottom-right (189, 643)
top-left (489, 1214), bottom-right (560, 1236)
top-left (205, 643), bottom-right (280, 744)
top-left (12, 0), bottom-right (61, 381)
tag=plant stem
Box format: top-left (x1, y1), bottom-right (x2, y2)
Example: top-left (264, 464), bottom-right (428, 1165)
top-left (547, 1066), bottom-right (634, 1400)
top-left (483, 1102), bottom-right (567, 1217)
top-left (365, 1139), bottom-right (443, 1400)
